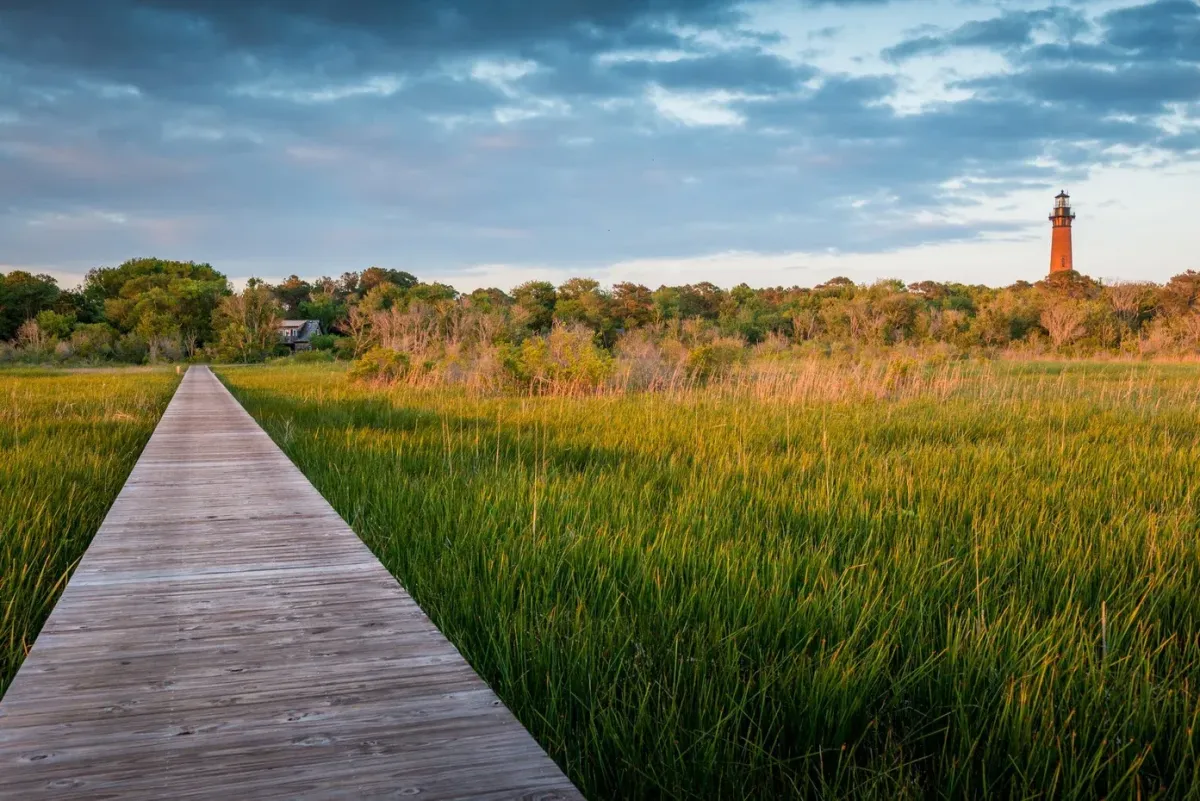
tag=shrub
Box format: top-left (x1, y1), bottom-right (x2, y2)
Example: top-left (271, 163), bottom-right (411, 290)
top-left (15, 319), bottom-right (49, 354)
top-left (881, 356), bottom-right (920, 395)
top-left (292, 349), bottom-right (335, 363)
top-left (114, 332), bottom-right (149, 364)
top-left (613, 330), bottom-right (677, 391)
top-left (685, 338), bottom-right (744, 381)
top-left (309, 333), bottom-right (337, 351)
top-left (502, 323), bottom-right (614, 391)
top-left (70, 324), bottom-right (117, 361)
top-left (348, 346), bottom-right (410, 384)
top-left (333, 336), bottom-right (356, 360)
top-left (35, 310), bottom-right (76, 340)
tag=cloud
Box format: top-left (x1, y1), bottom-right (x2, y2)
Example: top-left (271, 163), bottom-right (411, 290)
top-left (883, 8), bottom-right (1091, 62)
top-left (962, 63), bottom-right (1200, 116)
top-left (0, 0), bottom-right (1198, 286)
top-left (1102, 0), bottom-right (1200, 60)
top-left (610, 49), bottom-right (817, 92)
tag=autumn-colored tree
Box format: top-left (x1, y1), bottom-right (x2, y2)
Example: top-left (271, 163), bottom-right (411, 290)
top-left (1041, 301), bottom-right (1088, 349)
top-left (211, 284), bottom-right (283, 363)
top-left (1105, 281), bottom-right (1157, 337)
top-left (611, 283), bottom-right (654, 329)
top-left (359, 267), bottom-right (417, 294)
top-left (273, 275), bottom-right (313, 315)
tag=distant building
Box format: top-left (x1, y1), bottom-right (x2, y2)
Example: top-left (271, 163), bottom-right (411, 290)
top-left (277, 319), bottom-right (322, 352)
top-left (1048, 190), bottom-right (1076, 275)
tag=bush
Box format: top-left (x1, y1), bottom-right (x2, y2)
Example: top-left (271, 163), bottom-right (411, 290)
top-left (292, 349), bottom-right (335, 363)
top-left (685, 339), bottom-right (744, 381)
top-left (881, 356), bottom-right (920, 395)
top-left (333, 336), bottom-right (356, 360)
top-left (348, 347), bottom-right (410, 384)
top-left (114, 332), bottom-right (149, 364)
top-left (309, 333), bottom-right (337, 351)
top-left (502, 323), bottom-right (614, 391)
top-left (613, 330), bottom-right (678, 391)
top-left (70, 323), bottom-right (117, 361)
top-left (35, 310), bottom-right (76, 340)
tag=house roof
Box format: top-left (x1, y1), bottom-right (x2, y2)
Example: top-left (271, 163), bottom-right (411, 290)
top-left (277, 319), bottom-right (321, 341)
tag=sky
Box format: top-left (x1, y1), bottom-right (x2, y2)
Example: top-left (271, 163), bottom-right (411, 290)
top-left (1, 0), bottom-right (1198, 292)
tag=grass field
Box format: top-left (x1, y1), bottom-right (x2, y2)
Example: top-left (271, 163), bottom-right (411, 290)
top-left (216, 359), bottom-right (1200, 800)
top-left (0, 368), bottom-right (180, 697)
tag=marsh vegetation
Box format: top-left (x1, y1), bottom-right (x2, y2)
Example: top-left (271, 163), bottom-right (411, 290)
top-left (218, 359), bottom-right (1200, 800)
top-left (0, 368), bottom-right (180, 696)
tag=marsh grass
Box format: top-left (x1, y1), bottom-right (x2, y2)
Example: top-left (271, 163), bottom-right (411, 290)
top-left (217, 360), bottom-right (1200, 800)
top-left (0, 368), bottom-right (179, 697)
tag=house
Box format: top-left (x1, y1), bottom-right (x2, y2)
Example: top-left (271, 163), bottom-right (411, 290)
top-left (277, 319), bottom-right (322, 352)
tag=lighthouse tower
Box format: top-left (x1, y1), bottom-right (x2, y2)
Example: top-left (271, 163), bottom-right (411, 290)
top-left (1048, 190), bottom-right (1075, 274)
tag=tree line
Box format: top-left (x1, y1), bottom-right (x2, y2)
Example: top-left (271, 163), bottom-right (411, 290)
top-left (3, 257), bottom-right (1200, 372)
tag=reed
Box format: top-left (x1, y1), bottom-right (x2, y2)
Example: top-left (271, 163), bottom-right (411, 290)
top-left (0, 368), bottom-right (179, 696)
top-left (212, 358), bottom-right (1199, 799)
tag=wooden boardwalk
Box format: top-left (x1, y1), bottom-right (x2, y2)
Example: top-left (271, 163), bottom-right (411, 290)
top-left (0, 366), bottom-right (582, 800)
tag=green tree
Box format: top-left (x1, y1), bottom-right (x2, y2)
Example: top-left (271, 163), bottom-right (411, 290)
top-left (466, 288), bottom-right (513, 313)
top-left (512, 281), bottom-right (558, 333)
top-left (359, 267), bottom-right (417, 294)
top-left (360, 282), bottom-right (408, 313)
top-left (651, 285), bottom-right (681, 322)
top-left (298, 292), bottom-right (348, 334)
top-left (0, 272), bottom-right (60, 340)
top-left (408, 282), bottom-right (459, 306)
top-left (211, 284), bottom-right (283, 363)
top-left (555, 278), bottom-right (614, 341)
top-left (84, 258), bottom-right (228, 352)
top-left (679, 282), bottom-right (725, 320)
top-left (272, 275), bottom-right (313, 316)
top-left (34, 309), bottom-right (76, 339)
top-left (718, 283), bottom-right (781, 343)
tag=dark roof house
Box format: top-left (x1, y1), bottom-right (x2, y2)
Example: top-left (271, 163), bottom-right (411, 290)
top-left (277, 319), bottom-right (322, 351)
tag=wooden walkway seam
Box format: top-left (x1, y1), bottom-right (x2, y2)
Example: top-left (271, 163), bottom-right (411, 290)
top-left (0, 365), bottom-right (582, 801)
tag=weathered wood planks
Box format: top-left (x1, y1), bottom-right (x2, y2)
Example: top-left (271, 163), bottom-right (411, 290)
top-left (0, 366), bottom-right (582, 800)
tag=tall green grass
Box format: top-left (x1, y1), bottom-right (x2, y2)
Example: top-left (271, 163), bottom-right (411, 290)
top-left (0, 368), bottom-right (179, 697)
top-left (218, 361), bottom-right (1200, 800)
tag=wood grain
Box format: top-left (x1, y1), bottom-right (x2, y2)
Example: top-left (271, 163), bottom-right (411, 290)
top-left (0, 366), bottom-right (583, 801)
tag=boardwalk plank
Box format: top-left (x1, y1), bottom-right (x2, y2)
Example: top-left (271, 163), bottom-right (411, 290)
top-left (0, 366), bottom-right (583, 801)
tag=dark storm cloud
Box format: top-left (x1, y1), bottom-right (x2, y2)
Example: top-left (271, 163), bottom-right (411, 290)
top-left (883, 8), bottom-right (1091, 62)
top-left (961, 62), bottom-right (1200, 116)
top-left (0, 0), bottom-right (737, 87)
top-left (1102, 0), bottom-right (1200, 60)
top-left (610, 50), bottom-right (819, 93)
top-left (887, 0), bottom-right (1197, 67)
top-left (734, 75), bottom-right (898, 134)
top-left (921, 1), bottom-right (1200, 137)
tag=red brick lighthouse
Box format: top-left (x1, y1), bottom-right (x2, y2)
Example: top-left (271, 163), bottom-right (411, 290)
top-left (1048, 190), bottom-right (1075, 274)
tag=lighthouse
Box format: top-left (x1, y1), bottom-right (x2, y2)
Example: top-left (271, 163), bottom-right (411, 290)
top-left (1048, 190), bottom-right (1075, 274)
